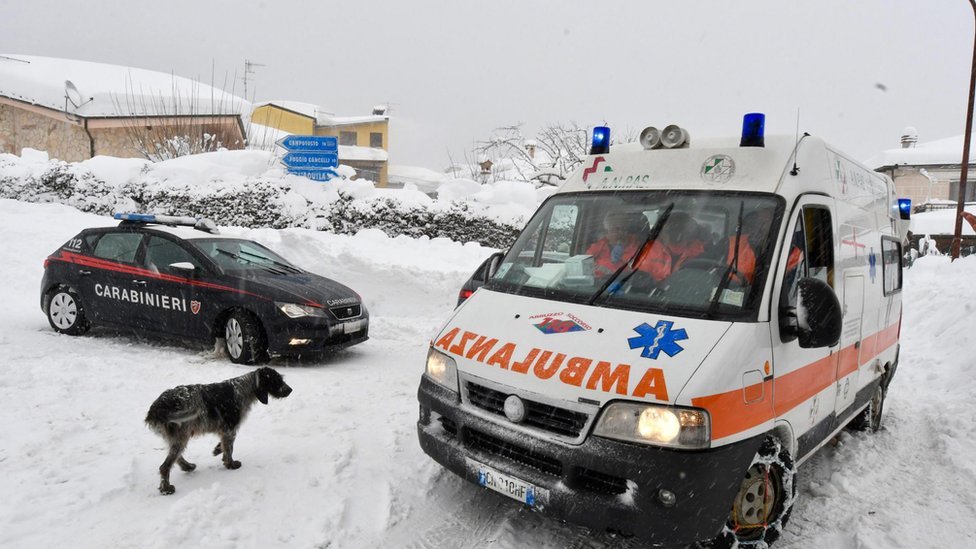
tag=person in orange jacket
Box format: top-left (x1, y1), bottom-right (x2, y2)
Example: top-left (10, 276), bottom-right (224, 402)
top-left (587, 212), bottom-right (643, 276)
top-left (637, 212), bottom-right (705, 282)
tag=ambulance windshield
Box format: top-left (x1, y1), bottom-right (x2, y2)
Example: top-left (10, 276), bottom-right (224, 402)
top-left (486, 191), bottom-right (785, 320)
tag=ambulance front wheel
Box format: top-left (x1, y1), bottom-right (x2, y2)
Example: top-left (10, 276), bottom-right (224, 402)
top-left (45, 286), bottom-right (91, 336)
top-left (705, 437), bottom-right (797, 548)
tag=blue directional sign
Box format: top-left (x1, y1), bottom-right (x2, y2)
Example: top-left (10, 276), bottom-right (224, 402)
top-left (276, 135), bottom-right (338, 152)
top-left (288, 169), bottom-right (338, 182)
top-left (282, 152), bottom-right (339, 169)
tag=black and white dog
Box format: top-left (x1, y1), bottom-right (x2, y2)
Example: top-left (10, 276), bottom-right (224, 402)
top-left (145, 367), bottom-right (293, 495)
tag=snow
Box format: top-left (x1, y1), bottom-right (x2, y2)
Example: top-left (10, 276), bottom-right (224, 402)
top-left (0, 54), bottom-right (248, 118)
top-left (867, 132), bottom-right (976, 169)
top-left (388, 165), bottom-right (449, 194)
top-left (1, 198), bottom-right (974, 548)
top-left (338, 145), bottom-right (388, 162)
top-left (909, 204), bottom-right (976, 236)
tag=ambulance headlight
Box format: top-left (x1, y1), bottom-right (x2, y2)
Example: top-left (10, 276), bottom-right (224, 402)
top-left (593, 402), bottom-right (710, 449)
top-left (425, 347), bottom-right (459, 392)
top-left (276, 302), bottom-right (329, 319)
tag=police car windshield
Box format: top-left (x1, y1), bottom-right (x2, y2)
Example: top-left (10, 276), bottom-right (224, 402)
top-left (192, 239), bottom-right (301, 274)
top-left (485, 191), bottom-right (785, 321)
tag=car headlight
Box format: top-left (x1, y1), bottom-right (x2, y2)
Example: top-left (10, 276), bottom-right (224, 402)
top-left (276, 302), bottom-right (328, 319)
top-left (425, 347), bottom-right (459, 392)
top-left (593, 402), bottom-right (710, 449)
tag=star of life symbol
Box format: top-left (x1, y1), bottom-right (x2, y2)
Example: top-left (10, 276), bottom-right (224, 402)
top-left (700, 154), bottom-right (735, 183)
top-left (628, 320), bottom-right (688, 360)
top-left (868, 248), bottom-right (877, 283)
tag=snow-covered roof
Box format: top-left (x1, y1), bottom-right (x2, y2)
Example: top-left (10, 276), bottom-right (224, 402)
top-left (252, 100), bottom-right (387, 127)
top-left (867, 133), bottom-right (976, 169)
top-left (910, 204), bottom-right (976, 236)
top-left (0, 54), bottom-right (249, 118)
top-left (338, 145), bottom-right (388, 162)
top-left (388, 165), bottom-right (448, 193)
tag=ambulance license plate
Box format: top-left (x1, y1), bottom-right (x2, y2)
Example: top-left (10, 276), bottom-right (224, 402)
top-left (471, 460), bottom-right (542, 506)
top-left (343, 319), bottom-right (365, 334)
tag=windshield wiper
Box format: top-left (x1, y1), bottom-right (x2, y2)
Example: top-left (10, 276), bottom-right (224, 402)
top-left (706, 201), bottom-right (745, 317)
top-left (238, 249), bottom-right (303, 274)
top-left (215, 248), bottom-right (288, 275)
top-left (587, 204), bottom-right (674, 305)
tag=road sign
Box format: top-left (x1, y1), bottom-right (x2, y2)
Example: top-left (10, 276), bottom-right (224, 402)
top-left (276, 135), bottom-right (338, 152)
top-left (282, 152), bottom-right (339, 169)
top-left (288, 169), bottom-right (338, 182)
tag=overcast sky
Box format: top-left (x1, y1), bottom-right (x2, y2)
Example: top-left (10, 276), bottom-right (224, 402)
top-left (1, 0), bottom-right (973, 169)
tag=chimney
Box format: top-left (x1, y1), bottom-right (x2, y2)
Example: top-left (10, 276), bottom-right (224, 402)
top-left (900, 126), bottom-right (918, 148)
top-left (525, 139), bottom-right (537, 159)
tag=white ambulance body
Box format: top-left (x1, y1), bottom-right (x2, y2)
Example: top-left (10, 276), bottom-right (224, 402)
top-left (417, 123), bottom-right (905, 547)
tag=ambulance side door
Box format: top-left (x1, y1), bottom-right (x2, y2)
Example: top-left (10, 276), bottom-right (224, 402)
top-left (770, 197), bottom-right (840, 459)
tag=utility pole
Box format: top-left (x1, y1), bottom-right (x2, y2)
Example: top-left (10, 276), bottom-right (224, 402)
top-left (951, 0), bottom-right (976, 260)
top-left (242, 59), bottom-right (265, 101)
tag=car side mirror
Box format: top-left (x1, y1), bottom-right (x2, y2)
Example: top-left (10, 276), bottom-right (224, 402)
top-left (169, 262), bottom-right (197, 276)
top-left (794, 277), bottom-right (842, 348)
top-left (476, 251), bottom-right (505, 282)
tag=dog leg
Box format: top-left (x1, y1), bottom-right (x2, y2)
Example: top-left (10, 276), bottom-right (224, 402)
top-left (158, 442), bottom-right (186, 495)
top-left (212, 442), bottom-right (222, 456)
top-left (177, 456), bottom-right (196, 472)
top-left (220, 434), bottom-right (241, 469)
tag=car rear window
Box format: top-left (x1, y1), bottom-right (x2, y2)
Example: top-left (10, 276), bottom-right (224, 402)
top-left (92, 232), bottom-right (143, 263)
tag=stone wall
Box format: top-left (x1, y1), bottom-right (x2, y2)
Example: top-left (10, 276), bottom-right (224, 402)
top-left (90, 126), bottom-right (144, 158)
top-left (0, 104), bottom-right (91, 161)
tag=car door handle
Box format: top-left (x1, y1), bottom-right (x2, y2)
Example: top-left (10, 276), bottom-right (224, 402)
top-left (78, 270), bottom-right (91, 276)
top-left (132, 280), bottom-right (147, 286)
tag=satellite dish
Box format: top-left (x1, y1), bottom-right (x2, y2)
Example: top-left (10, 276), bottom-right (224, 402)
top-left (64, 80), bottom-right (83, 109)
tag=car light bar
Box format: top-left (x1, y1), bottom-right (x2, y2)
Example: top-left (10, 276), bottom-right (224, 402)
top-left (113, 212), bottom-right (219, 234)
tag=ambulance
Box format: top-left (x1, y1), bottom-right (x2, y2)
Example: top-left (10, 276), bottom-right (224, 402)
top-left (416, 114), bottom-right (908, 547)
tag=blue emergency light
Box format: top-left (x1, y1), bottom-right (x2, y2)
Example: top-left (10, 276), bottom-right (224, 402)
top-left (590, 126), bottom-right (611, 155)
top-left (898, 198), bottom-right (912, 220)
top-left (740, 113), bottom-right (765, 147)
top-left (114, 213), bottom-right (156, 223)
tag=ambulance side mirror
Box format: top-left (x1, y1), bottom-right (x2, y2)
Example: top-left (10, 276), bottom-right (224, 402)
top-left (795, 277), bottom-right (842, 348)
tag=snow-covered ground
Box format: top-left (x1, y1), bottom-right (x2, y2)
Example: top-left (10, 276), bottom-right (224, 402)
top-left (1, 198), bottom-right (974, 548)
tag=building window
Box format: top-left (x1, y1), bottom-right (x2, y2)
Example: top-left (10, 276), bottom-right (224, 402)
top-left (949, 180), bottom-right (976, 202)
top-left (340, 131), bottom-right (358, 146)
top-left (370, 132), bottom-right (383, 148)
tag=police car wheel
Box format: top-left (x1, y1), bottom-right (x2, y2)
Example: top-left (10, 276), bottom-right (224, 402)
top-left (707, 437), bottom-right (797, 548)
top-left (46, 287), bottom-right (90, 335)
top-left (223, 311), bottom-right (267, 364)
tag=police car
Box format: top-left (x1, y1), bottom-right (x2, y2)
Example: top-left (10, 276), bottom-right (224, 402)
top-left (40, 213), bottom-right (368, 363)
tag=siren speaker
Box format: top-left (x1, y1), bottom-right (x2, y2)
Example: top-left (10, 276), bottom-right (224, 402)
top-left (661, 125), bottom-right (690, 148)
top-left (639, 126), bottom-right (662, 150)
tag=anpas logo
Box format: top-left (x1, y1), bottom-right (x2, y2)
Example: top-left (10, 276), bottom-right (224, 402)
top-left (628, 320), bottom-right (688, 360)
top-left (530, 312), bottom-right (591, 335)
top-left (582, 156), bottom-right (612, 183)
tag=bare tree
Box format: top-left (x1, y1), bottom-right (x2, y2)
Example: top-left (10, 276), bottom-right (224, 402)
top-left (472, 122), bottom-right (635, 185)
top-left (111, 71), bottom-right (247, 162)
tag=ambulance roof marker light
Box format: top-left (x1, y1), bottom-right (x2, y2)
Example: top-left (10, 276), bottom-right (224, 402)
top-left (898, 198), bottom-right (912, 220)
top-left (590, 125), bottom-right (611, 155)
top-left (740, 112), bottom-right (765, 148)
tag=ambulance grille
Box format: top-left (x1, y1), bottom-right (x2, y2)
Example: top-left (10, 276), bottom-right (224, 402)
top-left (465, 428), bottom-right (562, 477)
top-left (329, 304), bottom-right (362, 320)
top-left (465, 382), bottom-right (589, 439)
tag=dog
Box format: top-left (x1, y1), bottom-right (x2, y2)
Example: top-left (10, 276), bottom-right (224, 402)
top-left (145, 367), bottom-right (292, 495)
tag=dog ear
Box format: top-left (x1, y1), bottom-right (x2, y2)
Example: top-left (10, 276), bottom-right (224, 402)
top-left (256, 386), bottom-right (269, 405)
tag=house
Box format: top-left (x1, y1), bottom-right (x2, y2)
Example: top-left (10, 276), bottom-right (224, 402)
top-left (0, 54), bottom-right (248, 162)
top-left (250, 101), bottom-right (390, 186)
top-left (868, 127), bottom-right (976, 253)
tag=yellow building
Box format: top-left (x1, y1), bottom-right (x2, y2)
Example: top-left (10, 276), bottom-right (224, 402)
top-left (251, 101), bottom-right (390, 186)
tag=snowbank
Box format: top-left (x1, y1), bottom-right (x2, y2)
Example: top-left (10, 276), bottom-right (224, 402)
top-left (0, 148), bottom-right (551, 247)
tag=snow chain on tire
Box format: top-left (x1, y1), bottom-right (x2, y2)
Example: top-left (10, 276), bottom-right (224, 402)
top-left (702, 437), bottom-right (797, 549)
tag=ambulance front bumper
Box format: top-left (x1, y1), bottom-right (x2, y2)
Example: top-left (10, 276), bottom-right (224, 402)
top-left (416, 376), bottom-right (764, 547)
